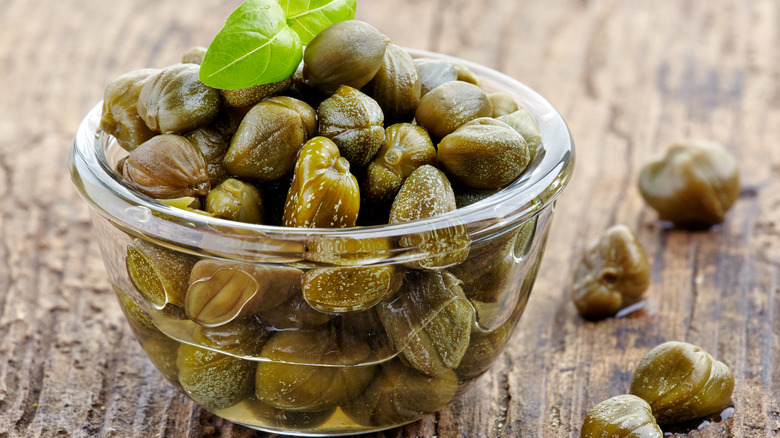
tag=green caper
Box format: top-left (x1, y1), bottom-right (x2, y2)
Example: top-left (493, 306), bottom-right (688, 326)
top-left (302, 20), bottom-right (388, 95)
top-left (222, 76), bottom-right (292, 108)
top-left (571, 225), bottom-right (651, 320)
top-left (638, 140), bottom-right (740, 228)
top-left (126, 239), bottom-right (198, 309)
top-left (363, 123), bottom-right (437, 204)
top-left (264, 96), bottom-right (318, 140)
top-left (498, 108), bottom-right (543, 164)
top-left (438, 117), bottom-right (529, 189)
top-left (254, 328), bottom-right (375, 412)
top-left (181, 46), bottom-right (207, 64)
top-left (630, 341), bottom-right (734, 424)
top-left (453, 62), bottom-right (481, 86)
top-left (255, 293), bottom-right (334, 330)
top-left (177, 319), bottom-right (267, 410)
top-left (455, 317), bottom-right (514, 380)
top-left (302, 265), bottom-right (403, 313)
top-left (488, 92), bottom-right (518, 117)
top-left (137, 63), bottom-right (221, 134)
top-left (205, 178), bottom-right (264, 224)
top-left (122, 134), bottom-right (210, 199)
top-left (317, 85), bottom-right (386, 168)
top-left (581, 395), bottom-right (662, 438)
top-left (283, 136), bottom-right (360, 228)
top-left (413, 58), bottom-right (458, 97)
top-left (222, 97), bottom-right (310, 181)
top-left (342, 359), bottom-right (459, 427)
top-left (389, 165), bottom-right (470, 269)
top-left (241, 399), bottom-right (335, 430)
top-left (415, 81), bottom-right (493, 138)
top-left (100, 68), bottom-right (159, 151)
top-left (363, 43), bottom-right (421, 124)
top-left (304, 235), bottom-right (394, 266)
top-left (185, 126), bottom-right (230, 187)
top-left (376, 271), bottom-right (474, 377)
top-left (185, 259), bottom-right (302, 327)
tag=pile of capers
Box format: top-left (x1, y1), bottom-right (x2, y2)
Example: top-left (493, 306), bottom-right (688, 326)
top-left (101, 19), bottom-right (543, 432)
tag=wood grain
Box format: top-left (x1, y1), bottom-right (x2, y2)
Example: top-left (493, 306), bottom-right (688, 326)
top-left (0, 0), bottom-right (778, 436)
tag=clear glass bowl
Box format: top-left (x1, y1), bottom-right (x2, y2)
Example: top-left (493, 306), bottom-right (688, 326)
top-left (69, 49), bottom-right (574, 436)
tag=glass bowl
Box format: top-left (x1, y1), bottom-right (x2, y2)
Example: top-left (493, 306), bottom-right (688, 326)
top-left (69, 49), bottom-right (574, 436)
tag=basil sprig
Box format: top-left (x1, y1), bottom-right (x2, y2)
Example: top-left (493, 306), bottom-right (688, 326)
top-left (200, 0), bottom-right (357, 90)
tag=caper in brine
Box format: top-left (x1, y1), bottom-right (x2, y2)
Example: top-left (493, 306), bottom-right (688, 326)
top-left (137, 63), bottom-right (221, 134)
top-left (317, 85), bottom-right (386, 168)
top-left (186, 126), bottom-right (231, 187)
top-left (302, 265), bottom-right (403, 313)
top-left (302, 20), bottom-right (388, 95)
top-left (264, 96), bottom-right (318, 140)
top-left (283, 137), bottom-right (360, 228)
top-left (438, 117), bottom-right (529, 189)
top-left (304, 235), bottom-right (394, 266)
top-left (415, 80), bottom-right (492, 139)
top-left (488, 92), bottom-right (518, 117)
top-left (363, 123), bottom-right (437, 204)
top-left (377, 271), bottom-right (474, 377)
top-left (185, 259), bottom-right (302, 327)
top-left (205, 178), bottom-right (264, 224)
top-left (126, 239), bottom-right (198, 309)
top-left (363, 43), bottom-right (421, 124)
top-left (256, 293), bottom-right (334, 330)
top-left (122, 134), bottom-right (210, 199)
top-left (581, 395), bottom-right (662, 438)
top-left (254, 328), bottom-right (376, 412)
top-left (342, 359), bottom-right (459, 427)
top-left (100, 68), bottom-right (158, 151)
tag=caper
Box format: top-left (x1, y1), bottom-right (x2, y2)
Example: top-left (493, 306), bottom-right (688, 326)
top-left (222, 76), bottom-right (292, 108)
top-left (186, 126), bottom-right (231, 187)
top-left (185, 259), bottom-right (302, 327)
top-left (438, 117), bottom-right (529, 189)
top-left (122, 134), bottom-right (210, 199)
top-left (389, 165), bottom-right (470, 269)
top-left (222, 97), bottom-right (310, 181)
top-left (255, 293), bottom-right (334, 330)
top-left (302, 265), bottom-right (403, 313)
top-left (376, 271), bottom-right (474, 377)
top-left (363, 123), bottom-right (437, 204)
top-left (100, 68), bottom-right (158, 151)
top-left (453, 62), bottom-right (481, 86)
top-left (302, 20), bottom-right (388, 95)
top-left (264, 96), bottom-right (318, 140)
top-left (181, 46), bottom-right (207, 64)
top-left (317, 85), bottom-right (385, 168)
top-left (498, 108), bottom-right (543, 164)
top-left (205, 178), bottom-right (264, 224)
top-left (283, 136), bottom-right (360, 228)
top-left (413, 58), bottom-right (458, 97)
top-left (571, 225), bottom-right (651, 320)
top-left (242, 399), bottom-right (335, 430)
top-left (638, 140), bottom-right (740, 228)
top-left (137, 63), bottom-right (221, 134)
top-left (363, 43), bottom-right (421, 124)
top-left (254, 328), bottom-right (375, 412)
top-left (415, 81), bottom-right (492, 139)
top-left (630, 341), bottom-right (734, 424)
top-left (455, 317), bottom-right (514, 380)
top-left (342, 359), bottom-right (459, 427)
top-left (177, 319), bottom-right (267, 410)
top-left (114, 286), bottom-right (181, 388)
top-left (304, 235), bottom-right (394, 266)
top-left (126, 239), bottom-right (198, 309)
top-left (488, 92), bottom-right (518, 117)
top-left (581, 395), bottom-right (662, 438)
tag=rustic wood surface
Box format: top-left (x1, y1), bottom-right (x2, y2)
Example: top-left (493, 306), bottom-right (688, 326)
top-left (0, 0), bottom-right (778, 436)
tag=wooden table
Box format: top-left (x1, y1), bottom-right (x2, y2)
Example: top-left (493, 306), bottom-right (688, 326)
top-left (1, 0), bottom-right (777, 436)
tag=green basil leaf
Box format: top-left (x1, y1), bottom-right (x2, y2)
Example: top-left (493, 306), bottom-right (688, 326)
top-left (199, 0), bottom-right (302, 89)
top-left (280, 0), bottom-right (357, 45)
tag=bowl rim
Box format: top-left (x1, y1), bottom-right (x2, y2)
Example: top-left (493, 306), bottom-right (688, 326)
top-left (69, 48), bottom-right (574, 260)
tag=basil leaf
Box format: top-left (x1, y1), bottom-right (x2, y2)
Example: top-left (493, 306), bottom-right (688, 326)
top-left (200, 0), bottom-right (302, 89)
top-left (280, 0), bottom-right (357, 45)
